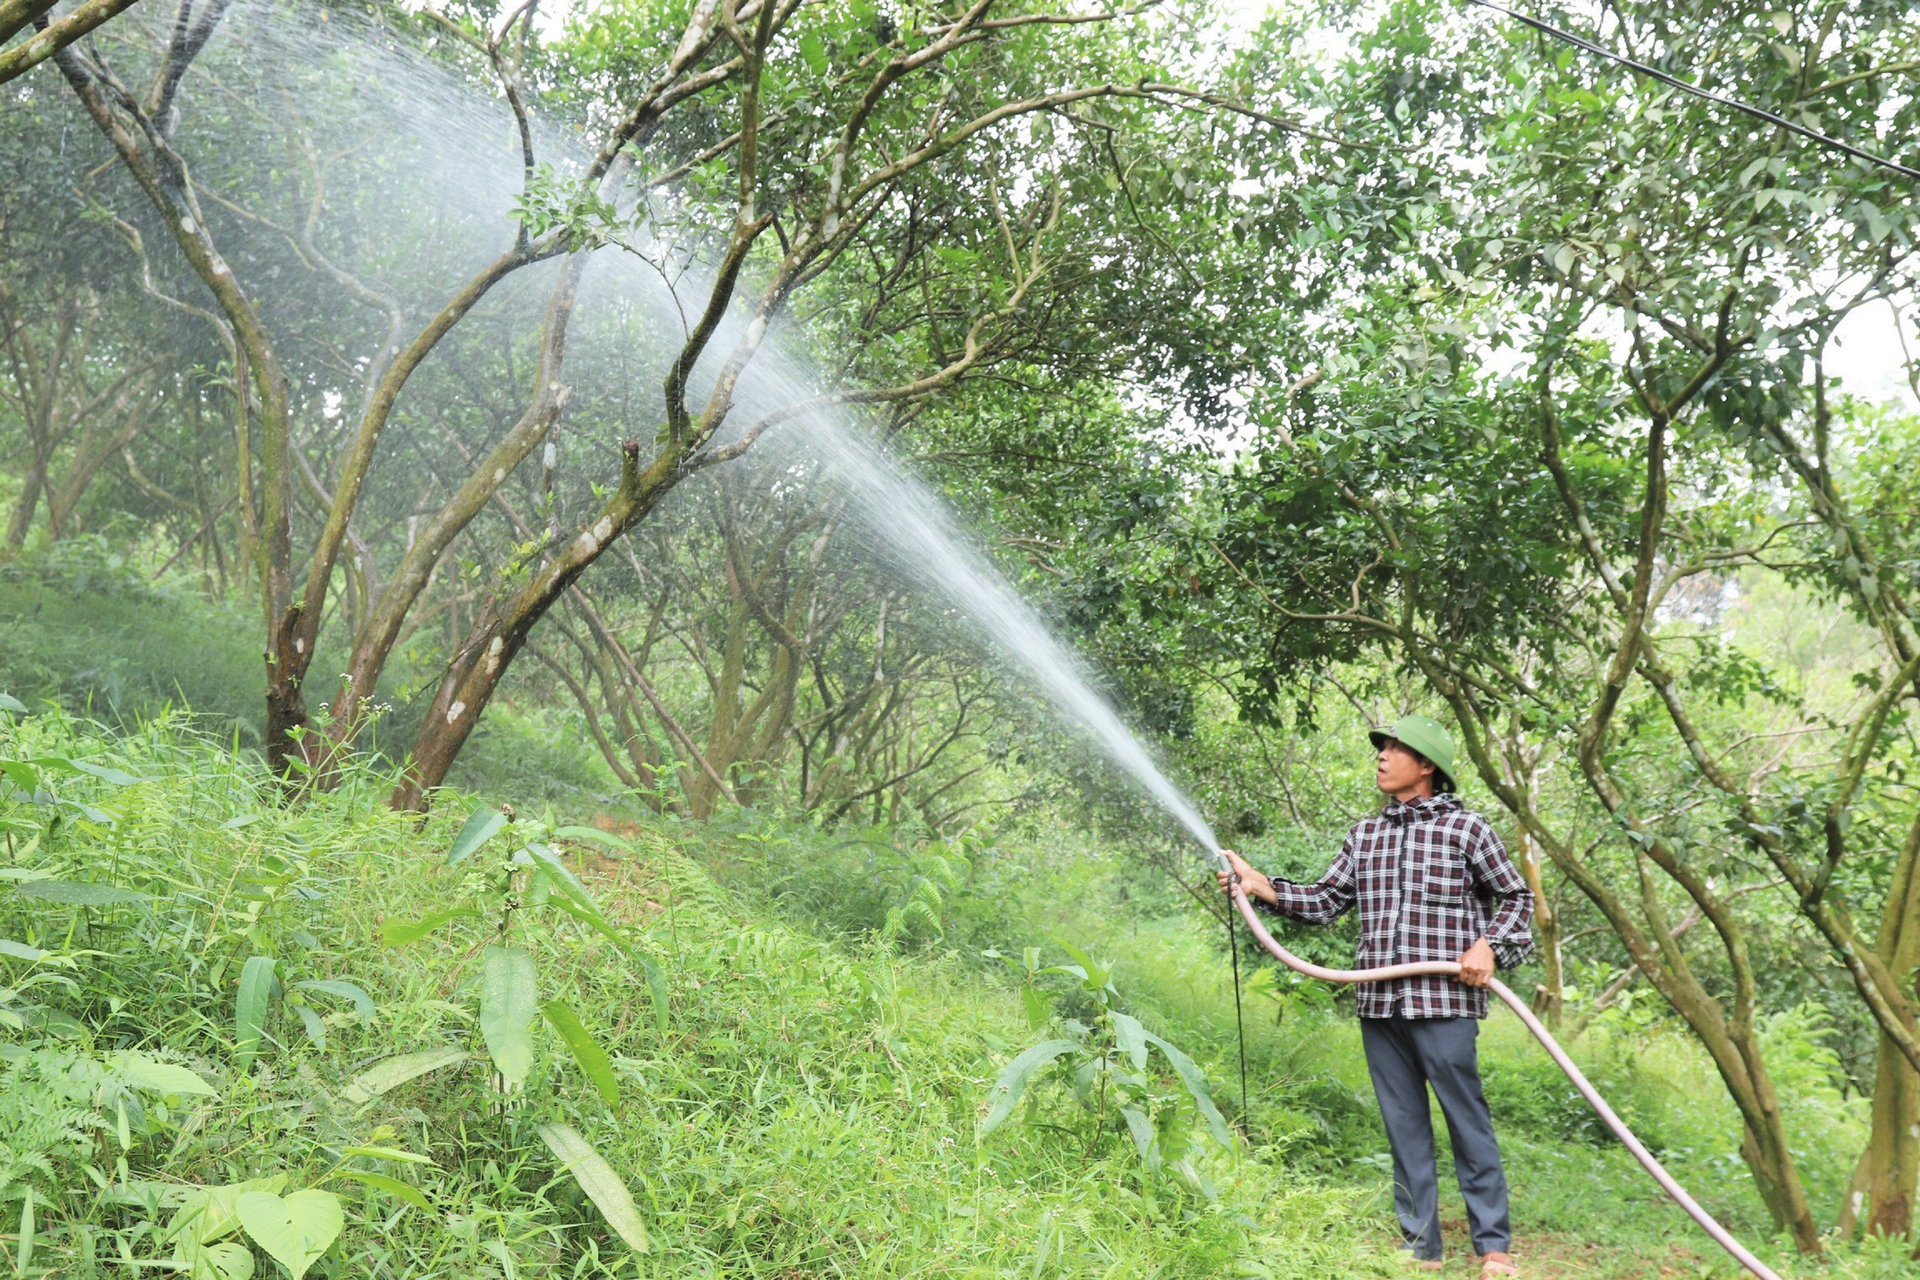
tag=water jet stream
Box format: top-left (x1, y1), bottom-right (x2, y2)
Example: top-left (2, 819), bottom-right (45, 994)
top-left (788, 416), bottom-right (1781, 1280)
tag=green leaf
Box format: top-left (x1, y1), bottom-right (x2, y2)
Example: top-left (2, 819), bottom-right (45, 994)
top-left (192, 1241), bottom-right (254, 1280)
top-left (379, 906), bottom-right (479, 946)
top-left (1049, 937), bottom-right (1111, 991)
top-left (326, 1168), bottom-right (433, 1214)
top-left (553, 825), bottom-right (628, 850)
top-left (1111, 1011), bottom-right (1149, 1070)
top-left (33, 755), bottom-right (140, 785)
top-left (1143, 1030), bottom-right (1231, 1149)
top-left (446, 806), bottom-right (508, 865)
top-left (235, 1188), bottom-right (343, 1278)
top-left (234, 956), bottom-right (276, 1068)
top-left (479, 944), bottom-right (538, 1087)
top-left (294, 979), bottom-right (375, 1020)
top-left (294, 1004), bottom-right (327, 1049)
top-left (536, 1122), bottom-right (648, 1254)
top-left (1121, 1105), bottom-right (1158, 1169)
top-left (164, 1175), bottom-right (287, 1250)
top-left (799, 30), bottom-right (827, 73)
top-left (0, 693), bottom-right (25, 713)
top-left (341, 1047), bottom-right (468, 1105)
top-left (549, 893), bottom-right (632, 955)
top-left (0, 940), bottom-right (46, 962)
top-left (526, 843), bottom-right (612, 923)
top-left (16, 879), bottom-right (151, 907)
top-left (340, 1145), bottom-right (431, 1165)
top-left (638, 949), bottom-right (670, 1035)
top-left (978, 1039), bottom-right (1078, 1136)
top-left (541, 1000), bottom-right (619, 1104)
top-left (1020, 985), bottom-right (1052, 1031)
top-left (110, 1051), bottom-right (216, 1097)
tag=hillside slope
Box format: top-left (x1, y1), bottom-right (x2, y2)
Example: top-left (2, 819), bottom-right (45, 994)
top-left (0, 711), bottom-right (1395, 1278)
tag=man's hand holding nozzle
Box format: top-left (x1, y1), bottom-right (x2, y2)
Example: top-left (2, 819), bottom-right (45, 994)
top-left (1216, 849), bottom-right (1278, 907)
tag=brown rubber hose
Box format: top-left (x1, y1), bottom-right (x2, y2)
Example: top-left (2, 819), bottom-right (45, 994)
top-left (1224, 876), bottom-right (1783, 1280)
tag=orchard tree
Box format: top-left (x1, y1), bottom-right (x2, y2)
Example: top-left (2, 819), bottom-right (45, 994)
top-left (45, 0), bottom-right (1346, 809)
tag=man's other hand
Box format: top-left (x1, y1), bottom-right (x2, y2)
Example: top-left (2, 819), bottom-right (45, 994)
top-left (1216, 850), bottom-right (1279, 907)
top-left (1457, 937), bottom-right (1495, 988)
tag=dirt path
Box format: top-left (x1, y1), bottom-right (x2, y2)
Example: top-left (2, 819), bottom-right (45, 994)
top-left (1401, 1220), bottom-right (1720, 1278)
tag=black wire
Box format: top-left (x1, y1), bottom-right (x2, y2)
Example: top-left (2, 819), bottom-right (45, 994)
top-left (1226, 870), bottom-right (1250, 1120)
top-left (1465, 0), bottom-right (1920, 182)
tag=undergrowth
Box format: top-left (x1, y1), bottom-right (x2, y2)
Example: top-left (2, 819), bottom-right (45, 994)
top-left (0, 709), bottom-right (1399, 1278)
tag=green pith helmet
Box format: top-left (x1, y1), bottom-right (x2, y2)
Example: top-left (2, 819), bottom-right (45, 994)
top-left (1368, 713), bottom-right (1458, 794)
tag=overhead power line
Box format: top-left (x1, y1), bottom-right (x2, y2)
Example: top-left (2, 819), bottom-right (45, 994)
top-left (1465, 0), bottom-right (1920, 182)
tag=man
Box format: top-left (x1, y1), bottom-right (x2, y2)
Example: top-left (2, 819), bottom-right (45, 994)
top-left (1218, 714), bottom-right (1532, 1279)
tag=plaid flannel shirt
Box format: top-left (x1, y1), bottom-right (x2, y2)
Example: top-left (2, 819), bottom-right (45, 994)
top-left (1254, 793), bottom-right (1534, 1019)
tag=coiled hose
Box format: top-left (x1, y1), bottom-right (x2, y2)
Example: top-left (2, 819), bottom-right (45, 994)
top-left (1222, 869), bottom-right (1782, 1280)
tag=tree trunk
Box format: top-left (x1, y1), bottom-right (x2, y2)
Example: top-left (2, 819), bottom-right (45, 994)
top-left (392, 437), bottom-right (680, 810)
top-left (54, 43), bottom-right (303, 777)
top-left (1863, 811), bottom-right (1920, 1240)
top-left (320, 255), bottom-right (584, 763)
top-left (46, 383), bottom-right (152, 541)
top-left (1515, 825), bottom-right (1563, 1026)
top-left (4, 452), bottom-right (46, 549)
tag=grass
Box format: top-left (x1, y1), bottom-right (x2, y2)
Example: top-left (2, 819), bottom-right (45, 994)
top-left (0, 574), bottom-right (1909, 1277)
top-left (0, 710), bottom-right (1407, 1278)
top-left (0, 541), bottom-right (625, 806)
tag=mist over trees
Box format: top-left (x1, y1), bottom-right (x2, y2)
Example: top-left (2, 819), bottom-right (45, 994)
top-left (5, 0), bottom-right (1920, 1265)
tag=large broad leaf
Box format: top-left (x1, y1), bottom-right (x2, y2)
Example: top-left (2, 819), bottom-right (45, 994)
top-left (16, 879), bottom-right (151, 907)
top-left (478, 945), bottom-right (537, 1088)
top-left (0, 939), bottom-right (46, 962)
top-left (110, 1051), bottom-right (216, 1097)
top-left (235, 1188), bottom-right (343, 1278)
top-left (541, 1000), bottom-right (618, 1104)
top-left (327, 1168), bottom-right (432, 1213)
top-left (978, 1039), bottom-right (1078, 1136)
top-left (1110, 1012), bottom-right (1149, 1071)
top-left (168, 1175), bottom-right (287, 1280)
top-left (0, 693), bottom-right (26, 713)
top-left (379, 906), bottom-right (478, 946)
top-left (294, 979), bottom-right (375, 1021)
top-left (536, 1122), bottom-right (648, 1253)
top-left (341, 1047), bottom-right (468, 1105)
top-left (234, 956), bottom-right (276, 1068)
top-left (1142, 1030), bottom-right (1232, 1149)
top-left (192, 1241), bottom-right (254, 1280)
top-left (446, 806), bottom-right (508, 865)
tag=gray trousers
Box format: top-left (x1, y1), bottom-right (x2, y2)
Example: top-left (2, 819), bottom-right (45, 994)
top-left (1360, 1016), bottom-right (1511, 1259)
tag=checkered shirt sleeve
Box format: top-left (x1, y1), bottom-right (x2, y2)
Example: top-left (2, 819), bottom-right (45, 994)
top-left (1252, 796), bottom-right (1534, 1019)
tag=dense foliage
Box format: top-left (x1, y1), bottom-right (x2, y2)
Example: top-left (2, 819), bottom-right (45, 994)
top-left (6, 0), bottom-right (1920, 1272)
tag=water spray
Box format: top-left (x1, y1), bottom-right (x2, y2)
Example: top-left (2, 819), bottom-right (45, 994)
top-left (765, 416), bottom-right (1784, 1278)
top-left (1206, 843), bottom-right (1783, 1280)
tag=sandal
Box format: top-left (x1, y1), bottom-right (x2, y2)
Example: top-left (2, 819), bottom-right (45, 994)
top-left (1479, 1252), bottom-right (1518, 1278)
